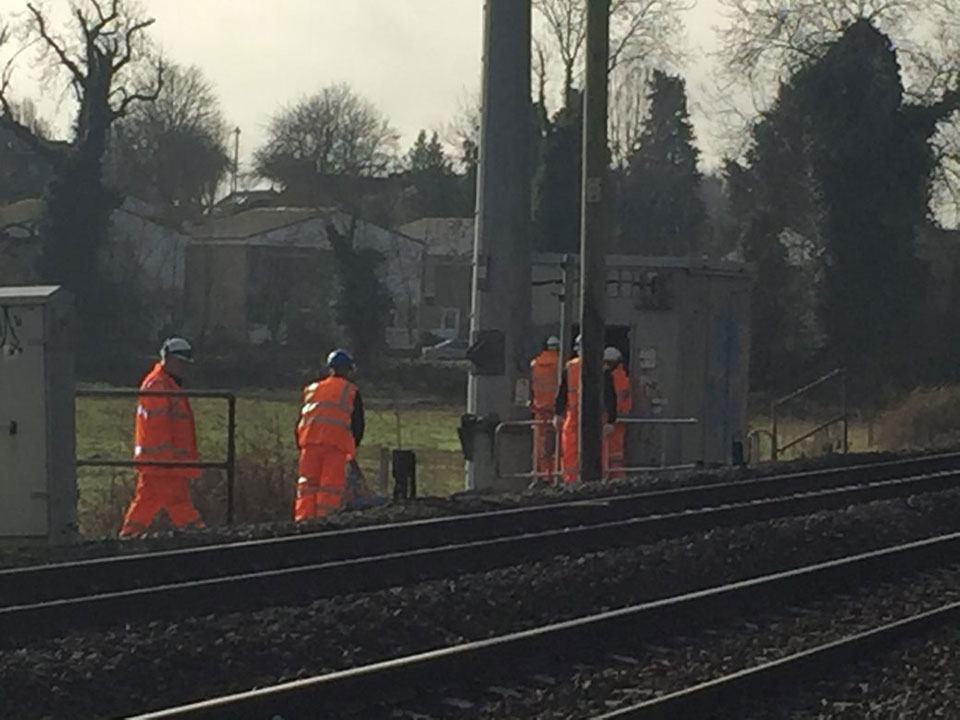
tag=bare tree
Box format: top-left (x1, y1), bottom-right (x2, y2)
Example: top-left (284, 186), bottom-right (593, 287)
top-left (0, 0), bottom-right (164, 347)
top-left (533, 0), bottom-right (691, 103)
top-left (443, 90), bottom-right (481, 172)
top-left (609, 64), bottom-right (653, 167)
top-left (716, 0), bottom-right (928, 90)
top-left (255, 83), bottom-right (399, 188)
top-left (108, 63), bottom-right (230, 215)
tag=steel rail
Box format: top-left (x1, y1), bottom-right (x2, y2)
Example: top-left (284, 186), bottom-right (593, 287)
top-left (5, 451), bottom-right (960, 608)
top-left (3, 468), bottom-right (960, 641)
top-left (593, 602), bottom-right (960, 719)
top-left (127, 531), bottom-right (960, 719)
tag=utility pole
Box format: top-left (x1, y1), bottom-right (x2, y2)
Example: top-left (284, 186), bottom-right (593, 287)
top-left (578, 0), bottom-right (610, 483)
top-left (465, 0), bottom-right (532, 490)
top-left (231, 127), bottom-right (241, 194)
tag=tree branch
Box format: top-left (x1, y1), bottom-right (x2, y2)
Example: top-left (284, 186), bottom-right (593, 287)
top-left (27, 2), bottom-right (85, 85)
top-left (113, 18), bottom-right (155, 74)
top-left (112, 58), bottom-right (164, 119)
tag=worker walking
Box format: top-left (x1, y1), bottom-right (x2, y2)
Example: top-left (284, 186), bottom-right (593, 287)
top-left (529, 336), bottom-right (561, 484)
top-left (120, 338), bottom-right (205, 537)
top-left (555, 335), bottom-right (617, 484)
top-left (604, 346), bottom-right (632, 479)
top-left (294, 349), bottom-right (365, 521)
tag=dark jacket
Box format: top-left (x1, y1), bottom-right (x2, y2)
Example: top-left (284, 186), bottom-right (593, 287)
top-left (554, 366), bottom-right (617, 422)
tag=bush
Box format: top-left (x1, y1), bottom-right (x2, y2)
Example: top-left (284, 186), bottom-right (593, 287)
top-left (877, 386), bottom-right (960, 450)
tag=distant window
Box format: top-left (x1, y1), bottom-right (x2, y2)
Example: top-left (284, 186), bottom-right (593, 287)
top-left (441, 308), bottom-right (460, 332)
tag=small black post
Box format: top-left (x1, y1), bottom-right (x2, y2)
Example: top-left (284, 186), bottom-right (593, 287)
top-left (226, 394), bottom-right (237, 524)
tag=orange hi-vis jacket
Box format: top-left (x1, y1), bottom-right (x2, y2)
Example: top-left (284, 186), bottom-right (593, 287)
top-left (297, 376), bottom-right (359, 455)
top-left (133, 363), bottom-right (199, 479)
top-left (612, 365), bottom-right (632, 416)
top-left (530, 349), bottom-right (560, 414)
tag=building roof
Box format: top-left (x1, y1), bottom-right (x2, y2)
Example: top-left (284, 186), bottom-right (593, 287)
top-left (0, 285), bottom-right (63, 302)
top-left (189, 207), bottom-right (325, 240)
top-left (0, 198), bottom-right (43, 228)
top-left (397, 217), bottom-right (474, 256)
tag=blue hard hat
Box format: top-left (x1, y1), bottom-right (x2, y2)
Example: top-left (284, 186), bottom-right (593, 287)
top-left (327, 348), bottom-right (354, 369)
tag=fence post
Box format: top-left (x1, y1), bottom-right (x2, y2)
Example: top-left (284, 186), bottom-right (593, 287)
top-left (841, 368), bottom-right (849, 454)
top-left (771, 399), bottom-right (779, 462)
top-left (226, 395), bottom-right (236, 525)
top-left (379, 446), bottom-right (390, 494)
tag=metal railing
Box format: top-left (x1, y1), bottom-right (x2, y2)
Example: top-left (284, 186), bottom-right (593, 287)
top-left (494, 418), bottom-right (562, 484)
top-left (494, 416), bottom-right (698, 484)
top-left (76, 388), bottom-right (237, 524)
top-left (771, 368), bottom-right (848, 462)
top-left (614, 417), bottom-right (699, 476)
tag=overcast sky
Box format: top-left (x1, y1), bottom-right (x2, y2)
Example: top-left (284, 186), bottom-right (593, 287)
top-left (0, 0), bottom-right (727, 169)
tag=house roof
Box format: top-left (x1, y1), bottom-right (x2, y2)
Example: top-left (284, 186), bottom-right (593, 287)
top-left (189, 207), bottom-right (325, 240)
top-left (397, 217), bottom-right (474, 256)
top-left (0, 198), bottom-right (43, 228)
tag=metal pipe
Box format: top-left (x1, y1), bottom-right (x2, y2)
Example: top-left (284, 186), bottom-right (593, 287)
top-left (773, 368), bottom-right (845, 408)
top-left (578, 0), bottom-right (610, 484)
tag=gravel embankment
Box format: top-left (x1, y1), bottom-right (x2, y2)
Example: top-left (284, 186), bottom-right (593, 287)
top-left (0, 449), bottom-right (934, 569)
top-left (5, 490), bottom-right (960, 719)
top-left (409, 563), bottom-right (960, 719)
top-left (742, 618), bottom-right (960, 719)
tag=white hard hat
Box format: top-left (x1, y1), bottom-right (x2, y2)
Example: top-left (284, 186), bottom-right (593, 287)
top-left (574, 334), bottom-right (582, 353)
top-left (160, 337), bottom-right (194, 363)
top-left (546, 336), bottom-right (560, 349)
top-left (603, 346), bottom-right (623, 363)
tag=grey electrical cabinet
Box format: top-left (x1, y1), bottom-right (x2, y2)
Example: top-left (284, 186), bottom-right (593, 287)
top-left (531, 255), bottom-right (753, 471)
top-left (0, 286), bottom-right (77, 541)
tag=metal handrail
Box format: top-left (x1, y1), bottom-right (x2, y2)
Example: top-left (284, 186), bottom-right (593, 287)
top-left (76, 388), bottom-right (237, 524)
top-left (612, 417), bottom-right (698, 476)
top-left (771, 368), bottom-right (848, 461)
top-left (494, 418), bottom-right (562, 483)
top-left (747, 428), bottom-right (775, 464)
top-left (494, 416), bottom-right (699, 484)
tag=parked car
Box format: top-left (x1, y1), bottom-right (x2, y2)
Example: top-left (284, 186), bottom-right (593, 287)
top-left (420, 338), bottom-right (469, 361)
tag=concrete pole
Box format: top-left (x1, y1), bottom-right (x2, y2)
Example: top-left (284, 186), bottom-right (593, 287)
top-left (466, 0), bottom-right (532, 490)
top-left (578, 0), bottom-right (610, 483)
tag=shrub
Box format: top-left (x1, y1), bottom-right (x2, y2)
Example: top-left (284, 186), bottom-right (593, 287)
top-left (877, 386), bottom-right (960, 450)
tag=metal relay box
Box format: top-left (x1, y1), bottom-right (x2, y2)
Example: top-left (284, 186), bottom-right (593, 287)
top-left (0, 286), bottom-right (76, 541)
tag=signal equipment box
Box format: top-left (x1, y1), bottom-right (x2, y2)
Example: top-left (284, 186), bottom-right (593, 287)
top-left (0, 286), bottom-right (76, 541)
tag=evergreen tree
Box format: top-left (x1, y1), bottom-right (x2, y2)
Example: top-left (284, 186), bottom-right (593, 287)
top-left (533, 91), bottom-right (583, 253)
top-left (620, 71), bottom-right (705, 255)
top-left (404, 130), bottom-right (469, 218)
top-left (727, 19), bottom-right (960, 385)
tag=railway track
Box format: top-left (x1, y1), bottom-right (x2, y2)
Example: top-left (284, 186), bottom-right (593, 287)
top-left (3, 453), bottom-right (960, 640)
top-left (128, 530), bottom-right (960, 719)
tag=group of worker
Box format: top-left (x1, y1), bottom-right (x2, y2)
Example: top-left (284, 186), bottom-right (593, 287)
top-left (120, 338), bottom-right (367, 537)
top-left (119, 332), bottom-right (632, 537)
top-left (529, 335), bottom-right (632, 485)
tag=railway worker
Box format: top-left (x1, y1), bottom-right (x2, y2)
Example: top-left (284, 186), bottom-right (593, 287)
top-left (603, 346), bottom-right (632, 480)
top-left (529, 335), bottom-right (562, 483)
top-left (120, 338), bottom-right (205, 537)
top-left (294, 349), bottom-right (365, 521)
top-left (555, 335), bottom-right (617, 484)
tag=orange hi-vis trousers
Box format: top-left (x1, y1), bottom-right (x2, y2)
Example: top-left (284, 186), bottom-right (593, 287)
top-left (295, 444), bottom-right (349, 521)
top-left (532, 413), bottom-right (557, 482)
top-left (561, 415), bottom-right (578, 485)
top-left (606, 423), bottom-right (626, 479)
top-left (119, 472), bottom-right (204, 537)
